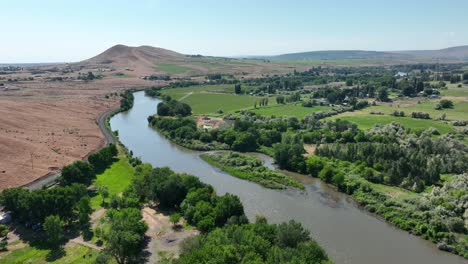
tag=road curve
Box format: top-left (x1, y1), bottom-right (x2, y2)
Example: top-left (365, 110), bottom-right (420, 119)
top-left (97, 108), bottom-right (116, 146)
top-left (24, 107), bottom-right (117, 190)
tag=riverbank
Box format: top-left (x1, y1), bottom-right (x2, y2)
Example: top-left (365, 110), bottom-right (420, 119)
top-left (145, 96), bottom-right (468, 259)
top-left (109, 91), bottom-right (467, 264)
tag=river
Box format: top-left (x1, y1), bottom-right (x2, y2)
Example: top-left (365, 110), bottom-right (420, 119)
top-left (110, 91), bottom-right (466, 264)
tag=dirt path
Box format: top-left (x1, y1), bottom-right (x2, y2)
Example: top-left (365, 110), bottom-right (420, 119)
top-left (68, 237), bottom-right (103, 251)
top-left (178, 92), bottom-right (193, 101)
top-left (142, 207), bottom-right (198, 263)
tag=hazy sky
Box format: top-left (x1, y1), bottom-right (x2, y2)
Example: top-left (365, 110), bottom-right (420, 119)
top-left (1, 0), bottom-right (468, 62)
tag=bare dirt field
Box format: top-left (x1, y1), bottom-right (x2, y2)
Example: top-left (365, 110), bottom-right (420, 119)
top-left (142, 207), bottom-right (199, 263)
top-left (0, 77), bottom-right (152, 189)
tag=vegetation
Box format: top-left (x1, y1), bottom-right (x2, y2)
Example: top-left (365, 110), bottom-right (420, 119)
top-left (119, 90), bottom-right (135, 111)
top-left (0, 244), bottom-right (98, 263)
top-left (157, 95), bottom-right (192, 117)
top-left (91, 157), bottom-right (135, 208)
top-left (175, 217), bottom-right (331, 264)
top-left (201, 152), bottom-right (304, 189)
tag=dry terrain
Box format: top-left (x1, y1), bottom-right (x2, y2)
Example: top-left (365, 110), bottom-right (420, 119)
top-left (0, 44), bottom-right (293, 190)
top-left (0, 77), bottom-right (150, 189)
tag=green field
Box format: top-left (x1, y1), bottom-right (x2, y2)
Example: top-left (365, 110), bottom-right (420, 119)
top-left (182, 93), bottom-right (258, 114)
top-left (90, 157), bottom-right (134, 209)
top-left (333, 115), bottom-right (454, 134)
top-left (440, 84), bottom-right (468, 97)
top-left (161, 84), bottom-right (235, 100)
top-left (155, 62), bottom-right (198, 74)
top-left (0, 244), bottom-right (98, 264)
top-left (252, 104), bottom-right (330, 118)
top-left (160, 85), bottom-right (263, 115)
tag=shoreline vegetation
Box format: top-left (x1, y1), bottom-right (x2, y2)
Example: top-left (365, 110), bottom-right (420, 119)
top-left (145, 81), bottom-right (467, 258)
top-left (0, 89), bottom-right (332, 264)
top-left (201, 152), bottom-right (304, 190)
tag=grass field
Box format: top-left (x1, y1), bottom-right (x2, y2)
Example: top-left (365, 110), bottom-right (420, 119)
top-left (155, 62), bottom-right (198, 74)
top-left (161, 84), bottom-right (235, 100)
top-left (182, 93), bottom-right (258, 114)
top-left (90, 157), bottom-right (134, 209)
top-left (252, 104), bottom-right (330, 118)
top-left (369, 101), bottom-right (467, 121)
top-left (440, 84), bottom-right (468, 97)
top-left (332, 115), bottom-right (454, 134)
top-left (0, 244), bottom-right (98, 264)
top-left (160, 85), bottom-right (263, 114)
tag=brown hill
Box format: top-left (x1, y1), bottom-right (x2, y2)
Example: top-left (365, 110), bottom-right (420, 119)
top-left (76, 44), bottom-right (185, 75)
top-left (75, 44), bottom-right (287, 77)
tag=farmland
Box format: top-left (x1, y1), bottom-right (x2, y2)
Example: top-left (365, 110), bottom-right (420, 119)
top-left (252, 103), bottom-right (331, 118)
top-left (160, 84), bottom-right (264, 115)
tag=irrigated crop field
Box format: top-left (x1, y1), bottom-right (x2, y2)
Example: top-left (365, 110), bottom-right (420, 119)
top-left (251, 104), bottom-right (331, 118)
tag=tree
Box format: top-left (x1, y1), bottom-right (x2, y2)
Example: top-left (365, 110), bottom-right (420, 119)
top-left (276, 220), bottom-right (310, 248)
top-left (169, 213), bottom-right (181, 227)
top-left (104, 208), bottom-right (148, 264)
top-left (0, 225), bottom-right (8, 251)
top-left (318, 164), bottom-right (334, 183)
top-left (232, 132), bottom-right (258, 152)
top-left (377, 87), bottom-right (389, 102)
top-left (276, 95), bottom-right (285, 104)
top-left (44, 215), bottom-right (64, 248)
top-left (463, 72), bottom-right (468, 81)
top-left (60, 160), bottom-right (94, 185)
top-left (435, 99), bottom-right (454, 110)
top-left (97, 185), bottom-right (109, 205)
top-left (77, 197), bottom-right (92, 226)
top-left (234, 83), bottom-right (242, 94)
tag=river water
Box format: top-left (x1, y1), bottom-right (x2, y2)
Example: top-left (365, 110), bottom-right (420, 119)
top-left (110, 91), bottom-right (466, 264)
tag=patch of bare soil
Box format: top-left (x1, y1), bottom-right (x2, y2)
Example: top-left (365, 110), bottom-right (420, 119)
top-left (196, 116), bottom-right (225, 129)
top-left (304, 144), bottom-right (316, 157)
top-left (0, 77), bottom-right (152, 190)
top-left (142, 207), bottom-right (199, 264)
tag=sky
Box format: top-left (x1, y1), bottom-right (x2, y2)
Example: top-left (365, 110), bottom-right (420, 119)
top-left (1, 0), bottom-right (468, 62)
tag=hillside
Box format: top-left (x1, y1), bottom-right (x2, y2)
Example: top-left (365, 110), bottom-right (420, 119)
top-left (266, 45), bottom-right (468, 62)
top-left (271, 50), bottom-right (411, 61)
top-left (397, 45), bottom-right (468, 61)
top-left (74, 44), bottom-right (289, 77)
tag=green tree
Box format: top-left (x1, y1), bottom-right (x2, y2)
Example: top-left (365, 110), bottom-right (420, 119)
top-left (0, 225), bottom-right (8, 251)
top-left (44, 215), bottom-right (64, 248)
top-left (104, 208), bottom-right (148, 264)
top-left (97, 185), bottom-right (109, 205)
top-left (276, 220), bottom-right (310, 248)
top-left (77, 197), bottom-right (92, 226)
top-left (234, 83), bottom-right (242, 94)
top-left (169, 213), bottom-right (181, 227)
top-left (377, 87), bottom-right (389, 102)
top-left (60, 160), bottom-right (94, 185)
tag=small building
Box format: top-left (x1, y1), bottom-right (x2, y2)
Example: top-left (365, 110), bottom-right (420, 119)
top-left (395, 72), bottom-right (408, 78)
top-left (202, 125), bottom-right (213, 130)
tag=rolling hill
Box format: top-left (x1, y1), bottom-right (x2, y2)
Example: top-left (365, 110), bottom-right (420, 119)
top-left (265, 45), bottom-right (468, 62)
top-left (74, 44), bottom-right (287, 76)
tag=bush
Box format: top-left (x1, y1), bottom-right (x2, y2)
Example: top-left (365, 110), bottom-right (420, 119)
top-left (435, 99), bottom-right (454, 110)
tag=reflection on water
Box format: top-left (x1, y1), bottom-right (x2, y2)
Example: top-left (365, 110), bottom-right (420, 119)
top-left (110, 91), bottom-right (466, 264)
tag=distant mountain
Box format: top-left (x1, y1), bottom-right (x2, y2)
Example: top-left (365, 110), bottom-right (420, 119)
top-left (395, 45), bottom-right (468, 61)
top-left (264, 45), bottom-right (468, 62)
top-left (270, 50), bottom-right (411, 61)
